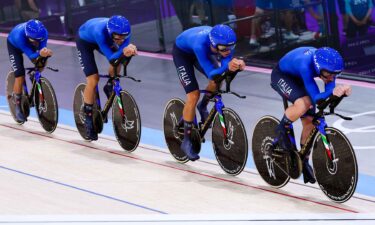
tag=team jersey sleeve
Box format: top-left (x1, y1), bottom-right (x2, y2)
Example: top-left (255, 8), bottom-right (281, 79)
top-left (194, 46), bottom-right (217, 78)
top-left (95, 34), bottom-right (115, 61)
top-left (208, 56), bottom-right (231, 79)
top-left (194, 46), bottom-right (231, 80)
top-left (21, 42), bottom-right (40, 60)
top-left (300, 68), bottom-right (321, 104)
top-left (319, 78), bottom-right (335, 99)
top-left (95, 32), bottom-right (127, 62)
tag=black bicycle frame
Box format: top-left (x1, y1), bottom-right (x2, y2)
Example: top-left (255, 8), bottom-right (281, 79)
top-left (280, 96), bottom-right (350, 166)
top-left (23, 65), bottom-right (58, 106)
top-left (95, 56), bottom-right (140, 121)
top-left (198, 91), bottom-right (227, 140)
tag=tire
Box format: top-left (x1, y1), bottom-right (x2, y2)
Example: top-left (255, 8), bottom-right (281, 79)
top-left (212, 108), bottom-right (248, 176)
top-left (163, 98), bottom-right (189, 163)
top-left (34, 77), bottom-right (58, 133)
top-left (312, 127), bottom-right (358, 203)
top-left (251, 116), bottom-right (290, 188)
top-left (6, 71), bottom-right (29, 125)
top-left (73, 83), bottom-right (90, 140)
top-left (112, 90), bottom-right (141, 152)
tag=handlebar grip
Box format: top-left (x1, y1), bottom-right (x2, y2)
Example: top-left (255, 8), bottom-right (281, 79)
top-left (110, 55), bottom-right (132, 67)
top-left (317, 95), bottom-right (346, 111)
top-left (34, 56), bottom-right (50, 68)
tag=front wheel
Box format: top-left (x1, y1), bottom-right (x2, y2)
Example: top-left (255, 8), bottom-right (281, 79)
top-left (112, 90), bottom-right (141, 152)
top-left (212, 108), bottom-right (248, 176)
top-left (312, 127), bottom-right (358, 203)
top-left (251, 116), bottom-right (290, 188)
top-left (34, 77), bottom-right (58, 133)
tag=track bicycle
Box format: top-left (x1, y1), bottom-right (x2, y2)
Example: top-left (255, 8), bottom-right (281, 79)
top-left (163, 70), bottom-right (248, 175)
top-left (6, 57), bottom-right (59, 133)
top-left (73, 56), bottom-right (141, 152)
top-left (252, 95), bottom-right (358, 203)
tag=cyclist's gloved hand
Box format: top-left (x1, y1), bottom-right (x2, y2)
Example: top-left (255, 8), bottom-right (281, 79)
top-left (228, 58), bottom-right (245, 72)
top-left (333, 84), bottom-right (352, 97)
top-left (39, 47), bottom-right (53, 58)
top-left (123, 44), bottom-right (137, 57)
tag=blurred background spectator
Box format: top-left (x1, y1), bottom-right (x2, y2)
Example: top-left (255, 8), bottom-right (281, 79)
top-left (345, 0), bottom-right (373, 38)
top-left (15, 0), bottom-right (40, 21)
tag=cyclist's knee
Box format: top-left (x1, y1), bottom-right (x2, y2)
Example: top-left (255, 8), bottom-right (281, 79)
top-left (186, 90), bottom-right (200, 104)
top-left (295, 97), bottom-right (312, 112)
top-left (86, 74), bottom-right (99, 86)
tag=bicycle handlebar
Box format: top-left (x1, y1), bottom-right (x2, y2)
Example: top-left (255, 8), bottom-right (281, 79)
top-left (26, 56), bottom-right (58, 74)
top-left (101, 55), bottom-right (141, 83)
top-left (218, 89), bottom-right (246, 99)
top-left (110, 55), bottom-right (131, 67)
top-left (212, 68), bottom-right (245, 99)
top-left (316, 95), bottom-right (352, 120)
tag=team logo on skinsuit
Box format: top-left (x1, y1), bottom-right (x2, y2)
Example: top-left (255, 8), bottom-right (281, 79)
top-left (77, 51), bottom-right (84, 70)
top-left (277, 78), bottom-right (292, 97)
top-left (9, 55), bottom-right (18, 72)
top-left (177, 66), bottom-right (191, 86)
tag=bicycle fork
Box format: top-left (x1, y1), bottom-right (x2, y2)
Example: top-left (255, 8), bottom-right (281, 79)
top-left (316, 118), bottom-right (338, 171)
top-left (214, 96), bottom-right (233, 146)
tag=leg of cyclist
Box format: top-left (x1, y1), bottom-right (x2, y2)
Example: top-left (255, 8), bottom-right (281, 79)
top-left (77, 37), bottom-right (99, 141)
top-left (276, 96), bottom-right (311, 149)
top-left (271, 64), bottom-right (310, 151)
top-left (7, 39), bottom-right (26, 123)
top-left (197, 80), bottom-right (218, 123)
top-left (173, 43), bottom-right (200, 161)
top-left (194, 58), bottom-right (219, 124)
top-left (300, 113), bottom-right (316, 184)
top-left (83, 74), bottom-right (99, 141)
top-left (103, 64), bottom-right (121, 99)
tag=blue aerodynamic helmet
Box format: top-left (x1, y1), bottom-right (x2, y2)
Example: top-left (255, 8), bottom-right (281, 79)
top-left (25, 19), bottom-right (47, 41)
top-left (106, 15), bottom-right (131, 37)
top-left (313, 47), bottom-right (344, 75)
top-left (208, 24), bottom-right (236, 49)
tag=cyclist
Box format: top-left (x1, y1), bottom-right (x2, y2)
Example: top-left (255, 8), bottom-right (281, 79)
top-left (270, 47), bottom-right (352, 184)
top-left (76, 15), bottom-right (137, 141)
top-left (7, 19), bottom-right (53, 123)
top-left (173, 24), bottom-right (246, 161)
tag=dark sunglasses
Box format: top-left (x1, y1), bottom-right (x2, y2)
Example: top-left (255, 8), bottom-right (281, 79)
top-left (28, 37), bottom-right (45, 42)
top-left (320, 70), bottom-right (341, 79)
top-left (217, 44), bottom-right (236, 52)
top-left (112, 34), bottom-right (128, 41)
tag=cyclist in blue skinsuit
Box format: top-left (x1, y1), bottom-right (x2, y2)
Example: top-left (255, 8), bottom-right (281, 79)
top-left (76, 15), bottom-right (138, 141)
top-left (7, 19), bottom-right (53, 123)
top-left (173, 24), bottom-right (246, 161)
top-left (270, 47), bottom-right (352, 184)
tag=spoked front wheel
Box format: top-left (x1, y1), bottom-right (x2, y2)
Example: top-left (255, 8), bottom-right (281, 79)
top-left (312, 127), bottom-right (358, 203)
top-left (251, 116), bottom-right (290, 188)
top-left (34, 77), bottom-right (58, 133)
top-left (212, 108), bottom-right (248, 176)
top-left (112, 90), bottom-right (141, 152)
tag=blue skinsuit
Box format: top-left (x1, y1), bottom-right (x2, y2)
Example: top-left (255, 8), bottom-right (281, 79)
top-left (278, 47), bottom-right (335, 104)
top-left (78, 17), bottom-right (130, 61)
top-left (175, 26), bottom-right (232, 80)
top-left (8, 22), bottom-right (47, 60)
